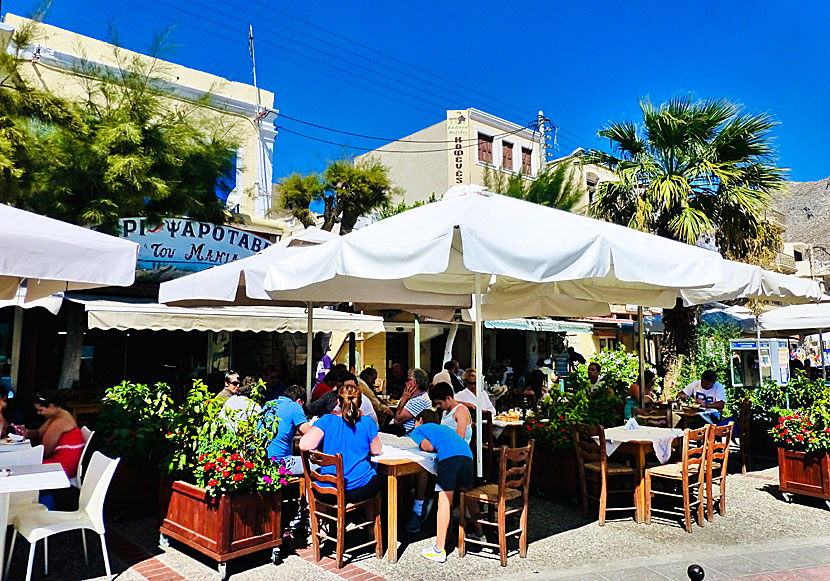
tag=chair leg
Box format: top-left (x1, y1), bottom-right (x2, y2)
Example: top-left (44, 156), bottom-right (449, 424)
top-left (309, 509), bottom-right (321, 563)
top-left (4, 530), bottom-right (17, 581)
top-left (579, 474), bottom-right (588, 517)
top-left (81, 529), bottom-right (88, 565)
top-left (24, 541), bottom-right (35, 581)
top-left (706, 473), bottom-right (714, 521)
top-left (696, 482), bottom-right (705, 527)
top-left (374, 495), bottom-right (383, 560)
top-left (497, 502), bottom-right (507, 567)
top-left (682, 481), bottom-right (692, 533)
top-left (644, 472), bottom-right (652, 525)
top-left (719, 476), bottom-right (727, 516)
top-left (100, 533), bottom-right (113, 581)
top-left (43, 537), bottom-right (47, 575)
top-left (458, 494), bottom-right (467, 559)
top-left (519, 504), bottom-right (528, 559)
top-left (598, 472), bottom-right (607, 526)
top-left (335, 509), bottom-right (346, 569)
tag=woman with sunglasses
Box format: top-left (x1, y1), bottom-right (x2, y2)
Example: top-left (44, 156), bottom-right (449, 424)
top-left (16, 390), bottom-right (84, 478)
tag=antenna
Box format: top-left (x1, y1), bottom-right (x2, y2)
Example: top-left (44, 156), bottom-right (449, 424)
top-left (249, 25), bottom-right (263, 117)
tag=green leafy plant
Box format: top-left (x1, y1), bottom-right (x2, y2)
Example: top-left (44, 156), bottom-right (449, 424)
top-left (760, 369), bottom-right (830, 453)
top-left (588, 345), bottom-right (641, 398)
top-left (96, 381), bottom-right (176, 463)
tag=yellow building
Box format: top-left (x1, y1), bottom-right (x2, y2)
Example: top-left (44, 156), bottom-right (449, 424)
top-left (1, 14), bottom-right (297, 236)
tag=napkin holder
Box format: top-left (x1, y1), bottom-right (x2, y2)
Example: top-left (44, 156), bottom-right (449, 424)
top-left (624, 417), bottom-right (640, 430)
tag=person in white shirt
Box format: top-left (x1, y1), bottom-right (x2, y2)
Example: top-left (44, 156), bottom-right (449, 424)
top-left (456, 368), bottom-right (496, 416)
top-left (679, 370), bottom-right (726, 410)
top-left (221, 376), bottom-right (262, 430)
top-left (587, 362), bottom-right (605, 391)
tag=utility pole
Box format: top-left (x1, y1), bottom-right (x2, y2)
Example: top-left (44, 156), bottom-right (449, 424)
top-left (537, 110), bottom-right (547, 170)
top-left (249, 25), bottom-right (262, 116)
top-left (248, 25), bottom-right (271, 216)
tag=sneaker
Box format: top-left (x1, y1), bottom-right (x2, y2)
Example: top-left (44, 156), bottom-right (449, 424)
top-left (406, 511), bottom-right (422, 533)
top-left (421, 545), bottom-right (446, 563)
top-left (467, 531), bottom-right (486, 543)
top-left (420, 498), bottom-right (435, 523)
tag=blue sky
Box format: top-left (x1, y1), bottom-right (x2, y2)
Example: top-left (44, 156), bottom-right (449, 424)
top-left (7, 0), bottom-right (830, 183)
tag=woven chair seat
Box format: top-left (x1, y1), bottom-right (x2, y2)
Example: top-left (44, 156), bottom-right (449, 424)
top-left (585, 461), bottom-right (635, 475)
top-left (466, 483), bottom-right (522, 502)
top-left (648, 462), bottom-right (699, 479)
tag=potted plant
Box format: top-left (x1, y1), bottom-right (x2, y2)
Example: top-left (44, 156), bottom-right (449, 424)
top-left (96, 381), bottom-right (176, 516)
top-left (769, 372), bottom-right (830, 509)
top-left (159, 380), bottom-right (288, 579)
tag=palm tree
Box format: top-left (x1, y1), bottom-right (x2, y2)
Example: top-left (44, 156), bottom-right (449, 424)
top-left (585, 95), bottom-right (786, 366)
top-left (482, 162), bottom-right (584, 212)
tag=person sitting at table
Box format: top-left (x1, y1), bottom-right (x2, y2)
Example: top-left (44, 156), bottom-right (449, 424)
top-left (391, 368), bottom-right (432, 436)
top-left (678, 369), bottom-right (726, 410)
top-left (625, 370), bottom-right (656, 419)
top-left (0, 389), bottom-right (22, 438)
top-left (299, 383), bottom-right (382, 505)
top-left (410, 409), bottom-right (482, 563)
top-left (308, 372), bottom-right (379, 425)
top-left (358, 367), bottom-right (392, 423)
top-left (262, 384), bottom-right (311, 475)
top-left (431, 381), bottom-right (472, 443)
top-left (20, 390), bottom-right (84, 479)
top-left (587, 362), bottom-right (605, 392)
top-left (455, 368), bottom-right (497, 416)
top-left (216, 370), bottom-right (240, 401)
top-left (220, 376), bottom-right (262, 431)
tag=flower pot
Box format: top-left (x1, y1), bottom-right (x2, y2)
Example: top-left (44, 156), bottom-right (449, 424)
top-left (778, 448), bottom-right (830, 502)
top-left (159, 479), bottom-right (282, 574)
top-left (531, 447), bottom-right (579, 499)
top-left (105, 458), bottom-right (161, 518)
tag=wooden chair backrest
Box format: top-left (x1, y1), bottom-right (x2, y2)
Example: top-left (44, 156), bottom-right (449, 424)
top-left (682, 426), bottom-right (708, 484)
top-left (738, 399), bottom-right (751, 443)
top-left (708, 421), bottom-right (733, 475)
top-left (634, 408), bottom-right (667, 427)
top-left (495, 440), bottom-right (534, 504)
top-left (301, 449), bottom-right (345, 509)
top-left (572, 422), bottom-right (606, 467)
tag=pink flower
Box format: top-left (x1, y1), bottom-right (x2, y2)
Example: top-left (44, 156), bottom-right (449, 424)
top-left (263, 475), bottom-right (273, 485)
top-left (279, 478), bottom-right (288, 486)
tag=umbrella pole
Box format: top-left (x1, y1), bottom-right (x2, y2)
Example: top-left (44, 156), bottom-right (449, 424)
top-left (638, 307), bottom-right (645, 408)
top-left (820, 329), bottom-right (826, 383)
top-left (414, 317), bottom-right (421, 369)
top-left (756, 318), bottom-right (764, 388)
top-left (306, 303), bottom-right (314, 403)
top-left (474, 274), bottom-right (484, 479)
top-left (9, 306), bottom-right (22, 394)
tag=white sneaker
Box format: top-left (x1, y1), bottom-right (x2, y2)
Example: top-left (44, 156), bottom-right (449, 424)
top-left (421, 545), bottom-right (447, 563)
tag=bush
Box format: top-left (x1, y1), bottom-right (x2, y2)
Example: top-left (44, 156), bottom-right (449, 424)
top-left (765, 369), bottom-right (830, 453)
top-left (588, 345), bottom-right (640, 398)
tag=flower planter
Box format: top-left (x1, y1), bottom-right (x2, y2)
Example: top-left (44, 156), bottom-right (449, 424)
top-left (159, 480), bottom-right (282, 579)
top-left (105, 458), bottom-right (161, 518)
top-left (777, 448), bottom-right (830, 507)
top-left (531, 447), bottom-right (579, 499)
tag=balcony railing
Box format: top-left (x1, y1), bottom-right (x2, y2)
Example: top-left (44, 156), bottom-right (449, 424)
top-left (774, 252), bottom-right (796, 272)
top-left (765, 209), bottom-right (787, 229)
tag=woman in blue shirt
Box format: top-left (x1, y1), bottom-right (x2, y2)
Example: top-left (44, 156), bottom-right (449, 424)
top-left (299, 382), bottom-right (382, 503)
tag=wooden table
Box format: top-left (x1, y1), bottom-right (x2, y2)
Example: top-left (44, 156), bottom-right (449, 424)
top-left (604, 426), bottom-right (684, 523)
top-left (492, 420), bottom-right (523, 447)
top-left (0, 463), bottom-right (69, 572)
top-left (374, 457), bottom-right (425, 564)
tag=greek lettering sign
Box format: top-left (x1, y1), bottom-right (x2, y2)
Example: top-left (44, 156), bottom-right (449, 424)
top-left (119, 217), bottom-right (273, 282)
top-left (447, 109), bottom-right (470, 186)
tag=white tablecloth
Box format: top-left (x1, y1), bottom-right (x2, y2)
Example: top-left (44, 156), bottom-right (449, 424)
top-left (372, 433), bottom-right (437, 474)
top-left (491, 419), bottom-right (522, 440)
top-left (604, 426), bottom-right (684, 464)
top-left (0, 440), bottom-right (31, 454)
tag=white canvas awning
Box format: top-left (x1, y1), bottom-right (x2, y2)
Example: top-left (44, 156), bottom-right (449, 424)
top-left (484, 318), bottom-right (593, 333)
top-left (66, 296), bottom-right (385, 334)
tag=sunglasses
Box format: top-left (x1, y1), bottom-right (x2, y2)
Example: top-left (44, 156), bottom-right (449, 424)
top-left (228, 380), bottom-right (241, 386)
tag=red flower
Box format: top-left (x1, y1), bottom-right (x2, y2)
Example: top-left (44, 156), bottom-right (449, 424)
top-left (232, 473), bottom-right (244, 481)
top-left (208, 479), bottom-right (218, 487)
top-left (222, 470), bottom-right (230, 477)
top-left (236, 465), bottom-right (243, 471)
top-left (244, 462), bottom-right (254, 469)
top-left (199, 454), bottom-right (207, 462)
top-left (203, 464), bottom-right (214, 472)
top-left (230, 454), bottom-right (239, 461)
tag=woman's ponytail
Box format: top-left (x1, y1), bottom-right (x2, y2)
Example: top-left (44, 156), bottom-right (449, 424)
top-left (338, 383), bottom-right (362, 428)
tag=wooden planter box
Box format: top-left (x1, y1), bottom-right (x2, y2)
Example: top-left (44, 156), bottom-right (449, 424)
top-left (778, 448), bottom-right (830, 506)
top-left (531, 447), bottom-right (579, 499)
top-left (159, 480), bottom-right (282, 578)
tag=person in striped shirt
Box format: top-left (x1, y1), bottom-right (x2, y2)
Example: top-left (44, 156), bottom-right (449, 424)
top-left (391, 368), bottom-right (431, 435)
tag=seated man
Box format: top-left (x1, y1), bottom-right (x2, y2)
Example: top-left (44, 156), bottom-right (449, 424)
top-left (587, 362), bottom-right (604, 391)
top-left (410, 409), bottom-right (482, 563)
top-left (220, 376), bottom-right (261, 430)
top-left (261, 384), bottom-right (311, 475)
top-left (455, 368), bottom-right (496, 416)
top-left (679, 369), bottom-right (726, 410)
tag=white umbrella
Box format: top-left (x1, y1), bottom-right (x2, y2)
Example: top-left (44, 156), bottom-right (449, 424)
top-left (0, 204), bottom-right (138, 301)
top-left (263, 185), bottom-right (731, 475)
top-left (758, 303), bottom-right (830, 381)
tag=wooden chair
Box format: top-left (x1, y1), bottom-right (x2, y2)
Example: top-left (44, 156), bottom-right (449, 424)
top-left (645, 426), bottom-right (708, 532)
top-left (300, 450), bottom-right (382, 569)
top-left (459, 440), bottom-right (534, 567)
top-left (738, 399), bottom-right (752, 474)
top-left (705, 422), bottom-right (733, 520)
top-left (571, 423), bottom-right (636, 525)
top-left (634, 407), bottom-right (669, 427)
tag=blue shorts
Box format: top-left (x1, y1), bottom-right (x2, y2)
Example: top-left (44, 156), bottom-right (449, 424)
top-left (436, 455), bottom-right (473, 492)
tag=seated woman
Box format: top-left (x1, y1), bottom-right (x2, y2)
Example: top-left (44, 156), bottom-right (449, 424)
top-left (20, 390), bottom-right (84, 478)
top-left (625, 370), bottom-right (656, 420)
top-left (299, 383), bottom-right (382, 504)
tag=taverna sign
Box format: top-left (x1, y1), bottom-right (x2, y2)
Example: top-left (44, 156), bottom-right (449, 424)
top-left (119, 217), bottom-right (272, 281)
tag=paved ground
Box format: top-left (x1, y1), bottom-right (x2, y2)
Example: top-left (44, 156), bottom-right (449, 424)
top-left (7, 461), bottom-right (830, 580)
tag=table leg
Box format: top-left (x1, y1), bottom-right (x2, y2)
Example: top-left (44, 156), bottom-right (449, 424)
top-left (509, 428), bottom-right (517, 449)
top-left (0, 492), bottom-right (9, 573)
top-left (387, 472), bottom-right (398, 564)
top-left (633, 446), bottom-right (646, 523)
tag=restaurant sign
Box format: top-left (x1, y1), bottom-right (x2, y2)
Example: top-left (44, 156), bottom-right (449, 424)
top-left (446, 109), bottom-right (471, 186)
top-left (119, 217), bottom-right (272, 281)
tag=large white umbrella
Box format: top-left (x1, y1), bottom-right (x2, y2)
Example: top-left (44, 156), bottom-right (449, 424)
top-left (0, 204), bottom-right (138, 301)
top-left (263, 186), bottom-right (733, 474)
top-left (758, 303), bottom-right (830, 381)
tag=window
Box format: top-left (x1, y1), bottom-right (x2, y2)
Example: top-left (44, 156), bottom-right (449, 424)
top-left (586, 172), bottom-right (599, 206)
top-left (794, 250), bottom-right (804, 262)
top-left (477, 133), bottom-right (493, 164)
top-left (521, 147), bottom-right (532, 175)
top-left (502, 141), bottom-right (513, 171)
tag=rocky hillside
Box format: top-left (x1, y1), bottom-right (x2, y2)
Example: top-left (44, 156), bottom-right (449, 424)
top-left (773, 178), bottom-right (830, 244)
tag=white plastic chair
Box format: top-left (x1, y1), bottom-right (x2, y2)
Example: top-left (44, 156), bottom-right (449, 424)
top-left (70, 427), bottom-right (95, 490)
top-left (5, 451), bottom-right (120, 581)
top-left (0, 445), bottom-right (47, 522)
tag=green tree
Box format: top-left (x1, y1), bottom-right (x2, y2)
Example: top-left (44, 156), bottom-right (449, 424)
top-left (585, 96), bottom-right (786, 367)
top-left (482, 163), bottom-right (583, 212)
top-left (377, 193), bottom-right (438, 219)
top-left (275, 156), bottom-right (400, 234)
top-left (0, 18), bottom-right (240, 233)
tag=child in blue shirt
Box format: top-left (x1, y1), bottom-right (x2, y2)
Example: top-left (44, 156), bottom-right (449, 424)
top-left (409, 409), bottom-right (483, 563)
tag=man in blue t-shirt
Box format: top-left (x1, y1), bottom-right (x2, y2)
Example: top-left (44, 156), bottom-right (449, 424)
top-left (410, 409), bottom-right (483, 563)
top-left (261, 384), bottom-right (311, 475)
